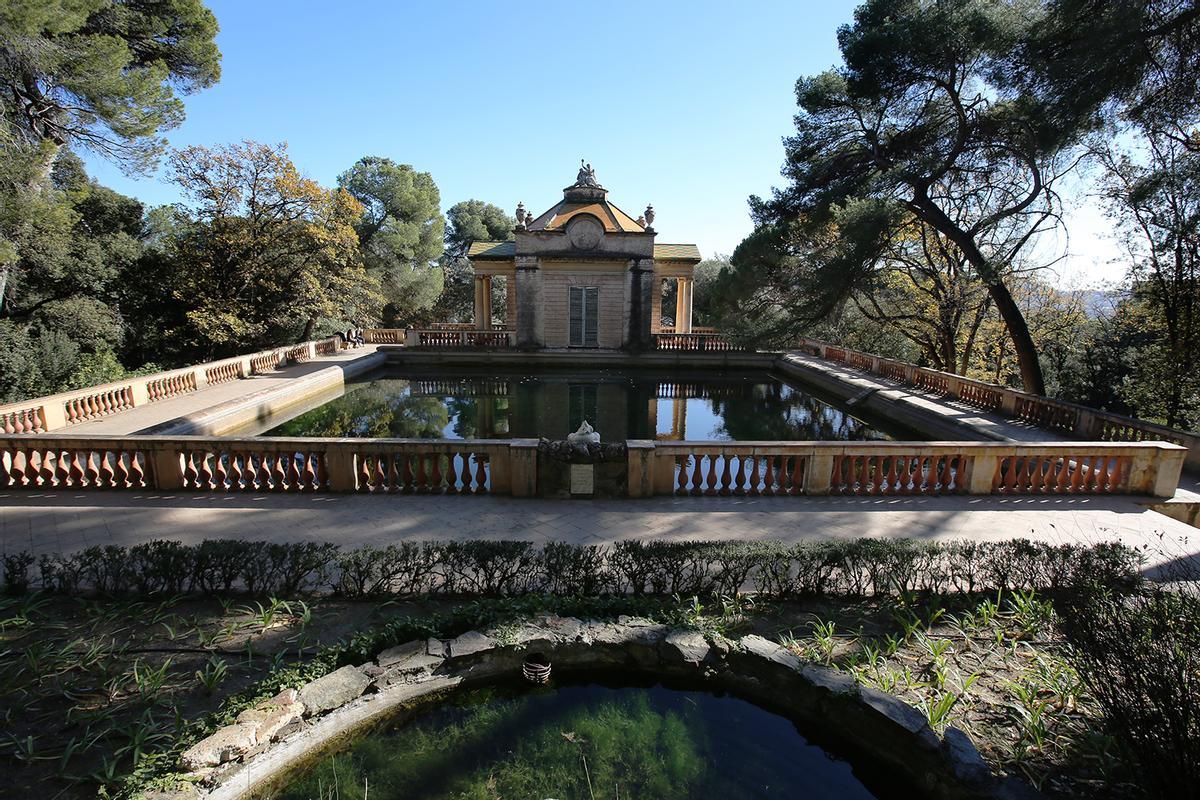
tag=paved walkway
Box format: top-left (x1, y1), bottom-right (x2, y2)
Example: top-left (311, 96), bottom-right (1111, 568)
top-left (780, 352), bottom-right (1060, 444)
top-left (2, 489), bottom-right (1194, 576)
top-left (6, 347), bottom-right (1196, 574)
top-left (68, 346), bottom-right (380, 435)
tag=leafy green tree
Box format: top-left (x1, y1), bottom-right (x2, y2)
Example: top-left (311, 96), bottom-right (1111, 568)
top-left (662, 256), bottom-right (728, 330)
top-left (434, 199), bottom-right (515, 323)
top-left (155, 141), bottom-right (380, 360)
top-left (267, 382), bottom-right (449, 438)
top-left (743, 0), bottom-right (1076, 394)
top-left (444, 199), bottom-right (514, 259)
top-left (436, 199), bottom-right (515, 324)
top-left (338, 157), bottom-right (445, 327)
top-left (1019, 0), bottom-right (1200, 144)
top-left (0, 150), bottom-right (146, 401)
top-left (0, 0), bottom-right (221, 175)
top-left (848, 223), bottom-right (993, 375)
top-left (1098, 133), bottom-right (1200, 427)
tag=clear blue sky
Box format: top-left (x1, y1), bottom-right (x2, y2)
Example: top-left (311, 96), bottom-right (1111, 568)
top-left (83, 0), bottom-right (1120, 283)
top-left (83, 0), bottom-right (857, 259)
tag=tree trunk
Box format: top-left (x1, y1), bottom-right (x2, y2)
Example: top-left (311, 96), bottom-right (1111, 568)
top-left (911, 195), bottom-right (1047, 394)
top-left (985, 281), bottom-right (1045, 395)
top-left (0, 262), bottom-right (9, 315)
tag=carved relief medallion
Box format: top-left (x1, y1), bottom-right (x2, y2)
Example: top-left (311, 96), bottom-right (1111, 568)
top-left (566, 216), bottom-right (603, 250)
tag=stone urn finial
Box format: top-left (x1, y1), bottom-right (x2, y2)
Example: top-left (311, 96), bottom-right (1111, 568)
top-left (644, 204), bottom-right (655, 230)
top-left (515, 201), bottom-right (527, 230)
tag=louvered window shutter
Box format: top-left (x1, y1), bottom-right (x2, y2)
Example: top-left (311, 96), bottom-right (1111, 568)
top-left (583, 287), bottom-right (599, 346)
top-left (569, 287), bottom-right (584, 346)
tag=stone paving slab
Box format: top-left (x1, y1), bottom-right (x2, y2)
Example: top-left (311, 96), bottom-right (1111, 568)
top-left (66, 346), bottom-right (380, 435)
top-left (2, 490), bottom-right (1194, 576)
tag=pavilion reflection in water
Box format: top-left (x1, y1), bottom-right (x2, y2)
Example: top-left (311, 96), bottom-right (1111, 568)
top-left (398, 374), bottom-right (884, 443)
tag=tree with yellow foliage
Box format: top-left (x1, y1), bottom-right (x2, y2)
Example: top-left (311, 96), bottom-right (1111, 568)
top-left (153, 141), bottom-right (381, 359)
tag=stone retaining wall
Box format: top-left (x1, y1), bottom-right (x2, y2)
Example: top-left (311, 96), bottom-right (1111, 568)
top-left (158, 617), bottom-right (1039, 800)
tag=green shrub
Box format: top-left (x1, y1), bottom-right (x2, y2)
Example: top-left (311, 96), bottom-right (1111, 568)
top-left (128, 540), bottom-right (194, 594)
top-left (1058, 587), bottom-right (1200, 800)
top-left (2, 551), bottom-right (33, 595)
top-left (0, 537), bottom-right (1146, 599)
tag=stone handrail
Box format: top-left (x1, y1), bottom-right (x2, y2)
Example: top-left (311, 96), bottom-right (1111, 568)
top-left (2, 435), bottom-right (1182, 499)
top-left (0, 337), bottom-right (344, 435)
top-left (796, 337), bottom-right (1200, 471)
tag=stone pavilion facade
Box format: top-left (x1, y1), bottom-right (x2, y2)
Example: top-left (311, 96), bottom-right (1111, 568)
top-left (466, 163), bottom-right (701, 349)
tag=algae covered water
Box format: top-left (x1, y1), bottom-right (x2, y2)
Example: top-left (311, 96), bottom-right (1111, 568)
top-left (267, 681), bottom-right (893, 800)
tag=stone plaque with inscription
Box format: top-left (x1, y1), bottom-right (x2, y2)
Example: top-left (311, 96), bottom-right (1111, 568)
top-left (570, 464), bottom-right (595, 496)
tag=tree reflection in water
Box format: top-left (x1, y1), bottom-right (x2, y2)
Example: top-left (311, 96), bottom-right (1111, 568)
top-left (268, 382), bottom-right (450, 438)
top-left (265, 372), bottom-right (902, 441)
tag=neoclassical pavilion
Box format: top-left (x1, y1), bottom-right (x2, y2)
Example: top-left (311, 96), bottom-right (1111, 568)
top-left (467, 163), bottom-right (701, 349)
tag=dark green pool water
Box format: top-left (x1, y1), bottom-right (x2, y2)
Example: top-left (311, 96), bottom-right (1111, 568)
top-left (267, 681), bottom-right (897, 800)
top-left (265, 368), bottom-right (914, 441)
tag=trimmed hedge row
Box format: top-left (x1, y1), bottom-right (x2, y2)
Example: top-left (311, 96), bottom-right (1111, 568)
top-left (2, 537), bottom-right (1143, 598)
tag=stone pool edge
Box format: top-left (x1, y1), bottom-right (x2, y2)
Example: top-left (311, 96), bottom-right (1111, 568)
top-left (169, 617), bottom-right (1038, 800)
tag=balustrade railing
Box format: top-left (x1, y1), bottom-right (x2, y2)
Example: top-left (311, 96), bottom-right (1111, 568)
top-left (367, 328), bottom-right (739, 351)
top-left (796, 337), bottom-right (1200, 471)
top-left (354, 442), bottom-right (506, 494)
top-left (146, 371), bottom-right (197, 401)
top-left (0, 336), bottom-right (344, 435)
top-left (409, 329), bottom-right (515, 348)
top-left (831, 450), bottom-right (965, 495)
top-left (656, 326), bottom-right (718, 335)
top-left (1013, 395), bottom-right (1077, 434)
top-left (410, 379), bottom-right (511, 397)
top-left (657, 445), bottom-right (810, 496)
top-left (1, 436), bottom-right (1184, 499)
top-left (653, 333), bottom-right (747, 352)
top-left (204, 361), bottom-right (244, 386)
top-left (639, 440), bottom-right (1182, 499)
top-left (65, 386), bottom-right (135, 424)
top-left (1, 406), bottom-right (46, 435)
top-left (363, 328), bottom-right (404, 344)
top-left (957, 381), bottom-right (1002, 412)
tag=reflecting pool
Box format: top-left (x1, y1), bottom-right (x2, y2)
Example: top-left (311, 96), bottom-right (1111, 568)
top-left (265, 681), bottom-right (901, 800)
top-left (264, 367), bottom-right (918, 441)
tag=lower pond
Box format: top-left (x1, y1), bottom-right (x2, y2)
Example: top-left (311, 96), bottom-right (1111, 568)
top-left (265, 367), bottom-right (918, 441)
top-left (264, 681), bottom-right (901, 800)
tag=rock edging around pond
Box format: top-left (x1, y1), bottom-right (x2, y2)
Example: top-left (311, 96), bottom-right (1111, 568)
top-left (161, 616), bottom-right (1040, 800)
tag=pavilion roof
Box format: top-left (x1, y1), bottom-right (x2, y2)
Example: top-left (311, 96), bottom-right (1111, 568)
top-left (525, 199), bottom-right (645, 233)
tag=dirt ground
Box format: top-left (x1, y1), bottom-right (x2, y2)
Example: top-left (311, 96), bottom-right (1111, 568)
top-left (0, 590), bottom-right (1140, 800)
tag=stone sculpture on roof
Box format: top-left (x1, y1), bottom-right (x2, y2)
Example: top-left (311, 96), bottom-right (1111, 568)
top-left (575, 159), bottom-right (601, 188)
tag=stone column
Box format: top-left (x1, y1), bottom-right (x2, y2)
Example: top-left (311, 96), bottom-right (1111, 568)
top-left (626, 258), bottom-right (655, 350)
top-left (505, 275), bottom-right (517, 328)
top-left (485, 276), bottom-right (495, 328)
top-left (684, 278), bottom-right (694, 331)
top-left (670, 397), bottom-right (687, 439)
top-left (514, 256), bottom-right (543, 348)
top-left (675, 277), bottom-right (693, 333)
top-left (650, 273), bottom-right (663, 333)
top-left (473, 276), bottom-right (488, 330)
